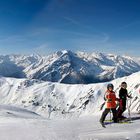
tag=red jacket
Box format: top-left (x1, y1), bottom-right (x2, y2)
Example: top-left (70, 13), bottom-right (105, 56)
top-left (105, 90), bottom-right (117, 109)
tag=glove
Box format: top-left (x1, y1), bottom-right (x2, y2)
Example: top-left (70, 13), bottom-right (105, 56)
top-left (116, 98), bottom-right (120, 102)
top-left (128, 95), bottom-right (132, 99)
top-left (107, 99), bottom-right (112, 102)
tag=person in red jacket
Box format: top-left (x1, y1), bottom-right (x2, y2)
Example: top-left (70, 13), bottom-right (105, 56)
top-left (100, 83), bottom-right (118, 127)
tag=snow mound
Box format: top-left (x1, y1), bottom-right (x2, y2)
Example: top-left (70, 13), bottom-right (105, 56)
top-left (0, 105), bottom-right (41, 119)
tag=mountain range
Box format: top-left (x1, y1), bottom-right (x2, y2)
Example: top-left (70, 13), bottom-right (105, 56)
top-left (0, 50), bottom-right (140, 84)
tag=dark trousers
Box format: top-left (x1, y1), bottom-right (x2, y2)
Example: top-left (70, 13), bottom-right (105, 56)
top-left (117, 99), bottom-right (126, 118)
top-left (100, 108), bottom-right (117, 123)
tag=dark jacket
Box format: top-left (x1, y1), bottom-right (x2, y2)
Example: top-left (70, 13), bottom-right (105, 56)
top-left (119, 88), bottom-right (129, 100)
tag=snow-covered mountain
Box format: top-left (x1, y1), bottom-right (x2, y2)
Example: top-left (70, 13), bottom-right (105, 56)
top-left (0, 72), bottom-right (140, 140)
top-left (0, 71), bottom-right (140, 118)
top-left (0, 50), bottom-right (140, 84)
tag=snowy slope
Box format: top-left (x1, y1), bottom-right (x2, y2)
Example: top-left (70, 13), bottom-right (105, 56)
top-left (0, 105), bottom-right (41, 119)
top-left (0, 50), bottom-right (140, 84)
top-left (0, 71), bottom-right (140, 119)
top-left (0, 111), bottom-right (140, 140)
top-left (0, 72), bottom-right (140, 139)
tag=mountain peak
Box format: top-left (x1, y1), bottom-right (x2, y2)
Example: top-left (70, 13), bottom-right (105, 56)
top-left (55, 50), bottom-right (74, 57)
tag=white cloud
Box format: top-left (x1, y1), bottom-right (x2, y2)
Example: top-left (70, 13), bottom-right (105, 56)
top-left (34, 44), bottom-right (57, 55)
top-left (112, 20), bottom-right (140, 32)
top-left (63, 16), bottom-right (92, 29)
top-left (0, 35), bottom-right (26, 43)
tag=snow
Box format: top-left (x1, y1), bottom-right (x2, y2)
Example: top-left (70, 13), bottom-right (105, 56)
top-left (0, 105), bottom-right (40, 119)
top-left (0, 107), bottom-right (140, 140)
top-left (0, 71), bottom-right (140, 119)
top-left (0, 60), bottom-right (140, 139)
top-left (0, 79), bottom-right (140, 139)
top-left (0, 50), bottom-right (140, 84)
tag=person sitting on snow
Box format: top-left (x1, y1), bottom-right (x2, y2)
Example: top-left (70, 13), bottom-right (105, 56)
top-left (100, 84), bottom-right (119, 127)
top-left (117, 82), bottom-right (132, 119)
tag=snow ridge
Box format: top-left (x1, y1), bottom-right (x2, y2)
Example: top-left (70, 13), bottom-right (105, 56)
top-left (0, 71), bottom-right (140, 119)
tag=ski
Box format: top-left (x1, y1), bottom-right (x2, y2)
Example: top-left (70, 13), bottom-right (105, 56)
top-left (120, 120), bottom-right (132, 124)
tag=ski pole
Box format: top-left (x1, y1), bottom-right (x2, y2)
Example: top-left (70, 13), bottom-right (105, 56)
top-left (127, 98), bottom-right (131, 121)
top-left (110, 108), bottom-right (112, 126)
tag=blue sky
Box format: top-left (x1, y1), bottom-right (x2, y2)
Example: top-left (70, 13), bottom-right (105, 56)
top-left (0, 0), bottom-right (140, 56)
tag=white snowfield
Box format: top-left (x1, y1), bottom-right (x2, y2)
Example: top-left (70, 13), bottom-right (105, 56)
top-left (0, 106), bottom-right (140, 140)
top-left (0, 71), bottom-right (140, 139)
